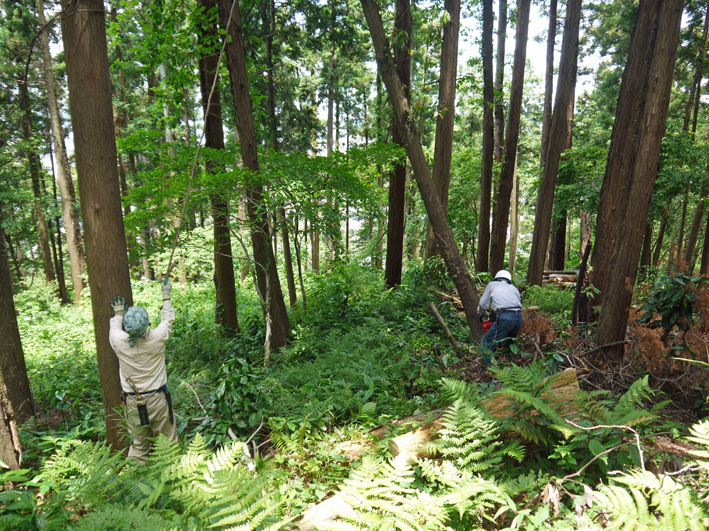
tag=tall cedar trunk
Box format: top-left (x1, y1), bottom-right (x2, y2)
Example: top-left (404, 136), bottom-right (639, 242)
top-left (262, 0), bottom-right (297, 306)
top-left (197, 0), bottom-right (240, 334)
top-left (38, 0), bottom-right (86, 304)
top-left (423, 0), bottom-right (460, 261)
top-left (476, 0), bottom-right (494, 273)
top-left (0, 372), bottom-right (22, 469)
top-left (18, 80), bottom-right (55, 284)
top-left (489, 0), bottom-right (530, 273)
top-left (548, 215), bottom-right (567, 270)
top-left (685, 201), bottom-right (705, 269)
top-left (682, 7), bottom-right (708, 131)
top-left (527, 0), bottom-right (580, 285)
top-left (60, 0), bottom-right (133, 449)
top-left (596, 0), bottom-right (683, 361)
top-left (580, 209), bottom-right (591, 253)
top-left (384, 0), bottom-right (411, 287)
top-left (0, 222), bottom-right (34, 424)
top-left (361, 0), bottom-right (483, 340)
top-left (494, 0), bottom-right (507, 163)
top-left (508, 151), bottom-right (519, 271)
top-left (540, 0), bottom-right (558, 170)
top-left (218, 0), bottom-right (290, 350)
top-left (700, 213), bottom-right (709, 276)
top-left (588, 0), bottom-right (668, 312)
top-left (48, 154), bottom-right (70, 304)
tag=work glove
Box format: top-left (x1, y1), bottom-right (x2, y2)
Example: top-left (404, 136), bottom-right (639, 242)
top-left (162, 278), bottom-right (172, 301)
top-left (110, 296), bottom-right (126, 317)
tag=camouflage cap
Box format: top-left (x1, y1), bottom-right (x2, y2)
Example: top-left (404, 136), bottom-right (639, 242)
top-left (124, 306), bottom-right (150, 346)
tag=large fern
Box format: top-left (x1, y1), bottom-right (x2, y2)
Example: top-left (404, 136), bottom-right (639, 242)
top-left (33, 434), bottom-right (287, 530)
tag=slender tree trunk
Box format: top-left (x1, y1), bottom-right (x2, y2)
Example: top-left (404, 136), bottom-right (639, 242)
top-left (700, 212), bottom-right (709, 276)
top-left (652, 210), bottom-right (668, 268)
top-left (61, 0), bottom-right (134, 449)
top-left (494, 0), bottom-right (508, 163)
top-left (424, 0), bottom-right (461, 262)
top-left (197, 0), bottom-right (240, 334)
top-left (47, 151), bottom-right (69, 304)
top-left (580, 209), bottom-right (591, 255)
top-left (489, 0), bottom-right (530, 273)
top-left (527, 0), bottom-right (580, 285)
top-left (508, 151), bottom-right (519, 271)
top-left (684, 200), bottom-right (705, 270)
top-left (362, 0), bottom-right (483, 340)
top-left (384, 0), bottom-right (411, 287)
top-left (0, 372), bottom-right (21, 469)
top-left (540, 0), bottom-right (558, 170)
top-left (639, 220), bottom-right (653, 276)
top-left (477, 0), bottom-right (494, 273)
top-left (219, 0), bottom-right (290, 350)
top-left (38, 0), bottom-right (86, 304)
top-left (596, 0), bottom-right (683, 361)
top-left (0, 222), bottom-right (34, 424)
top-left (18, 80), bottom-right (55, 284)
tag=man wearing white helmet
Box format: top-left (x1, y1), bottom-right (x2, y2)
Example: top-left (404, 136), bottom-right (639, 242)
top-left (109, 279), bottom-right (177, 462)
top-left (477, 269), bottom-right (523, 366)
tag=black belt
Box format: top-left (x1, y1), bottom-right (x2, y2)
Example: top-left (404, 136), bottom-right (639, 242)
top-left (496, 307), bottom-right (522, 312)
top-left (123, 384), bottom-right (167, 397)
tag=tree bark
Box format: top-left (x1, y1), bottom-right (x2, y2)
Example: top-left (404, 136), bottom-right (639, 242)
top-left (197, 0), bottom-right (240, 335)
top-left (596, 0), bottom-right (684, 361)
top-left (424, 0), bottom-right (461, 262)
top-left (0, 221), bottom-right (34, 424)
top-left (476, 0), bottom-right (494, 273)
top-left (508, 151), bottom-right (519, 271)
top-left (60, 0), bottom-right (133, 449)
top-left (639, 220), bottom-right (653, 276)
top-left (361, 0), bottom-right (483, 340)
top-left (684, 200), bottom-right (705, 270)
top-left (652, 210), bottom-right (668, 268)
top-left (219, 0), bottom-right (290, 350)
top-left (18, 79), bottom-right (55, 284)
top-left (527, 0), bottom-right (580, 285)
top-left (700, 211), bottom-right (709, 276)
top-left (489, 0), bottom-right (531, 273)
top-left (494, 0), bottom-right (508, 163)
top-left (588, 0), bottom-right (671, 313)
top-left (384, 0), bottom-right (411, 288)
top-left (540, 0), bottom-right (558, 170)
top-left (0, 372), bottom-right (21, 470)
top-left (38, 0), bottom-right (86, 304)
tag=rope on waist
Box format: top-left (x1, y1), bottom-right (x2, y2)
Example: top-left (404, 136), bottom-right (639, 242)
top-left (123, 384), bottom-right (167, 397)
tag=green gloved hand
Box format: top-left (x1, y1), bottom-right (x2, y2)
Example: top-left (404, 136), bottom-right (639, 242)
top-left (162, 278), bottom-right (172, 300)
top-left (110, 296), bottom-right (126, 316)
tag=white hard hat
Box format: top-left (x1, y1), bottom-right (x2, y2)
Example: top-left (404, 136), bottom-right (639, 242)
top-left (494, 269), bottom-right (512, 281)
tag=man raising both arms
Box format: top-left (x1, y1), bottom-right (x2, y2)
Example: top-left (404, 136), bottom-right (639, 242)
top-left (109, 279), bottom-right (177, 462)
top-left (477, 270), bottom-right (523, 367)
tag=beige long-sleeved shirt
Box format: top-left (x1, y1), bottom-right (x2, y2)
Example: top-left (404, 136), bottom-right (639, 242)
top-left (109, 300), bottom-right (175, 393)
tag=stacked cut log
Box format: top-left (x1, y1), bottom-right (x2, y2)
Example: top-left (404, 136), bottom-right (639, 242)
top-left (297, 369), bottom-right (581, 530)
top-left (542, 270), bottom-right (578, 288)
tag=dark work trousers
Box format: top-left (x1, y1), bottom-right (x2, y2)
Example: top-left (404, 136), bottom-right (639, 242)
top-left (480, 309), bottom-right (523, 366)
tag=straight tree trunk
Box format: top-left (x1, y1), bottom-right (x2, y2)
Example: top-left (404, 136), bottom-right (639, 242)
top-left (639, 220), bottom-right (653, 276)
top-left (540, 0), bottom-right (558, 170)
top-left (527, 0), bottom-right (580, 285)
top-left (652, 210), bottom-right (668, 268)
top-left (424, 0), bottom-right (461, 261)
top-left (476, 0), bottom-right (494, 273)
top-left (0, 221), bottom-right (34, 424)
top-left (588, 0), bottom-right (674, 312)
top-left (508, 151), bottom-right (519, 271)
top-left (18, 80), bottom-right (55, 284)
top-left (684, 200), bottom-right (705, 270)
top-left (596, 0), bottom-right (683, 361)
top-left (60, 0), bottom-right (133, 449)
top-left (361, 0), bottom-right (483, 340)
top-left (197, 0), bottom-right (240, 335)
top-left (38, 0), bottom-right (86, 304)
top-left (700, 212), bottom-right (709, 276)
top-left (384, 0), bottom-right (411, 287)
top-left (218, 0), bottom-right (290, 351)
top-left (494, 0), bottom-right (508, 163)
top-left (489, 0), bottom-right (531, 273)
top-left (0, 372), bottom-right (21, 469)
top-left (580, 209), bottom-right (591, 255)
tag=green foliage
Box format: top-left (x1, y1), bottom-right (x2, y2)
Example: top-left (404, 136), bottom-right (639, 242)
top-left (522, 284), bottom-right (575, 322)
top-left (15, 434), bottom-right (287, 530)
top-left (639, 269), bottom-right (708, 335)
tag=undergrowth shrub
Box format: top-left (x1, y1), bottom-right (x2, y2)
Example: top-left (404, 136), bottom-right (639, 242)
top-left (522, 284), bottom-right (574, 323)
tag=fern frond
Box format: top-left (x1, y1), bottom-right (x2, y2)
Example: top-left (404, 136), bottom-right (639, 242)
top-left (440, 377), bottom-right (482, 403)
top-left (612, 376), bottom-right (654, 417)
top-left (491, 362), bottom-right (550, 394)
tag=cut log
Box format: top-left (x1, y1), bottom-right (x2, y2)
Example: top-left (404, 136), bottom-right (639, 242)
top-left (388, 368), bottom-right (580, 463)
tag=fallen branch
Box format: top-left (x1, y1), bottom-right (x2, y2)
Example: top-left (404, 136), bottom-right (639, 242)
top-left (577, 340), bottom-right (630, 358)
top-left (428, 302), bottom-right (461, 351)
